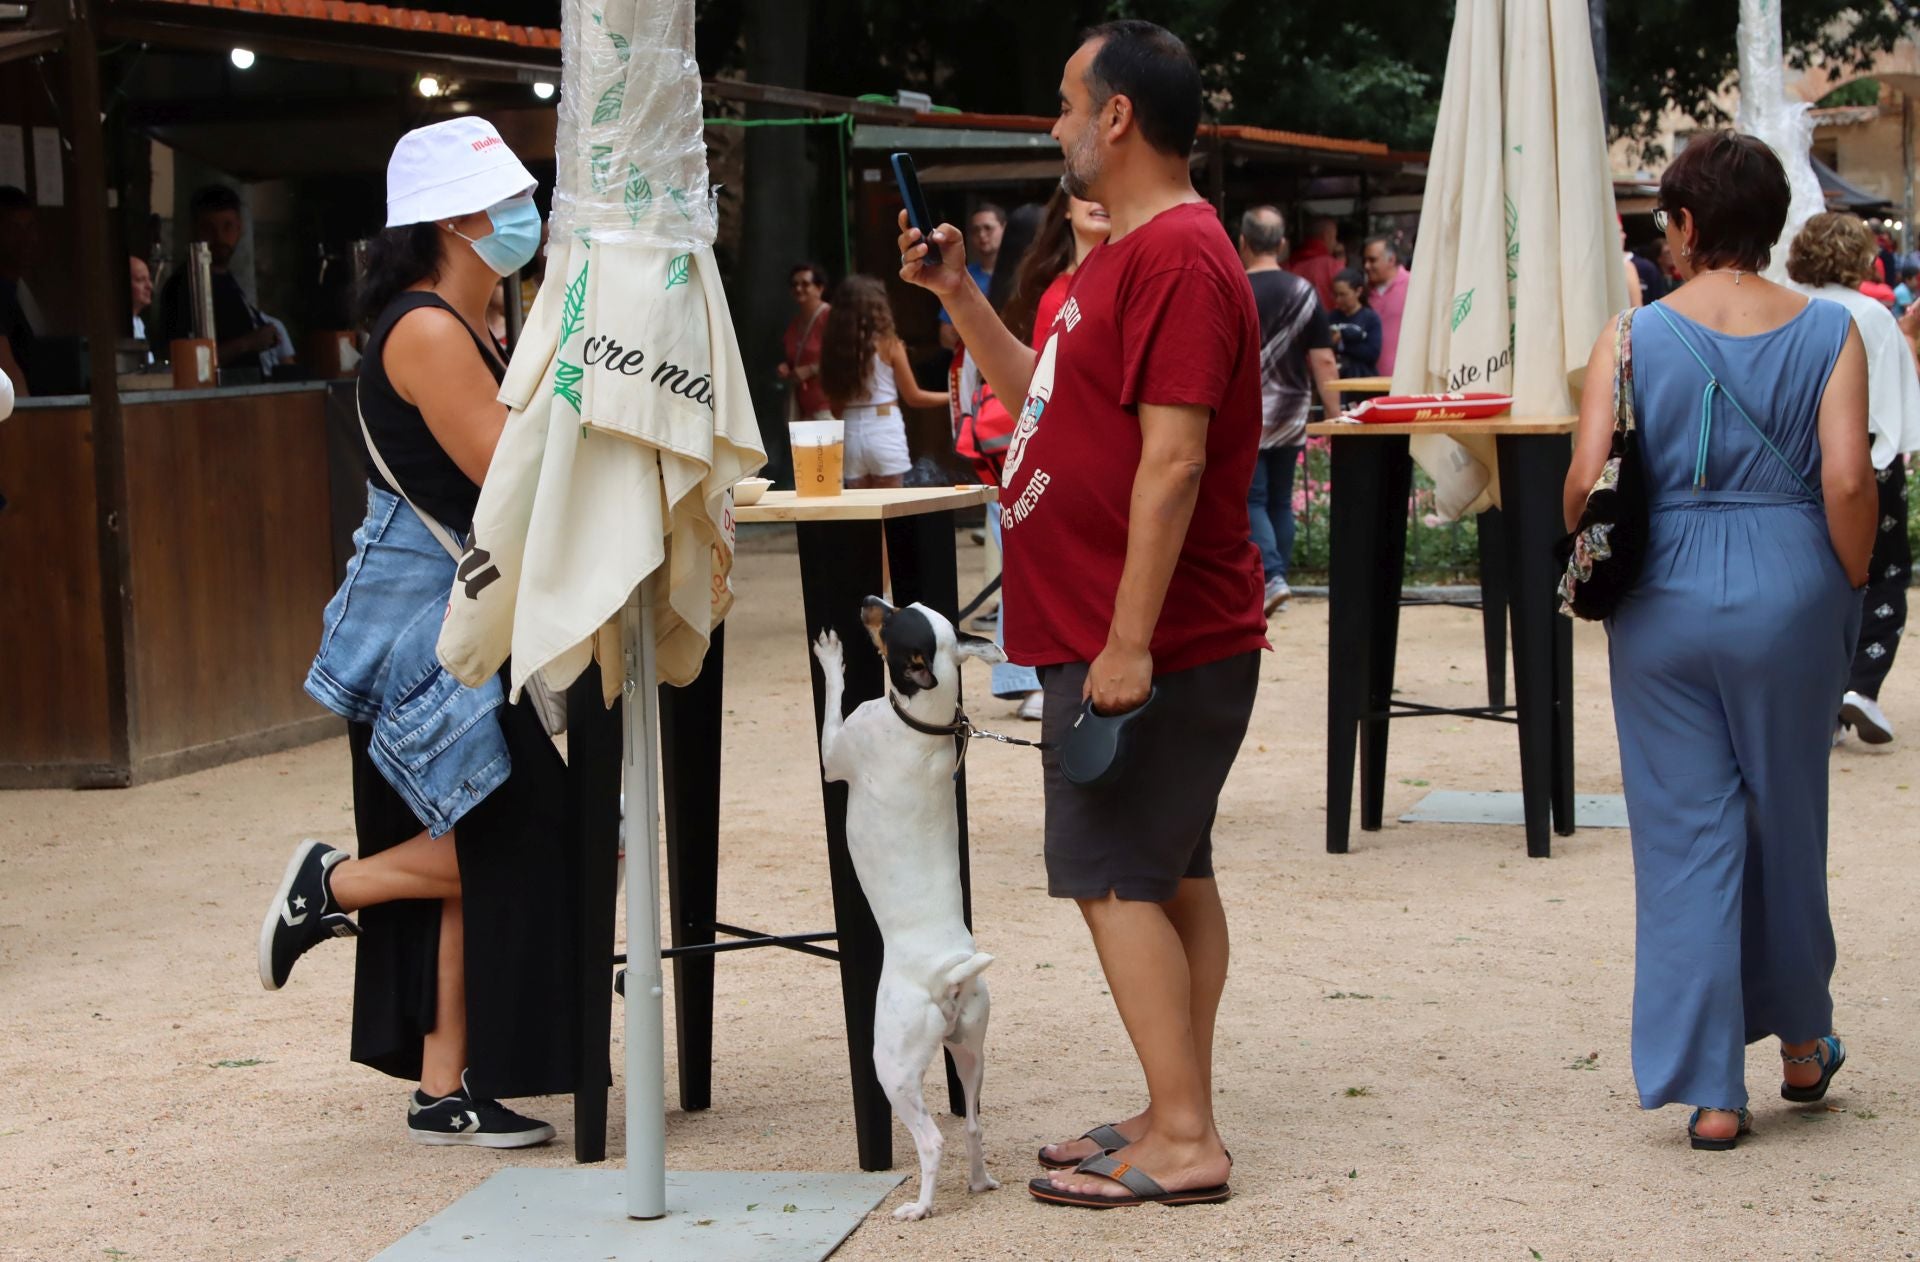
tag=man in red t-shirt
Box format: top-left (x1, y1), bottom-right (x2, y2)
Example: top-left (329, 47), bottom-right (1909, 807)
top-left (900, 18), bottom-right (1262, 1211)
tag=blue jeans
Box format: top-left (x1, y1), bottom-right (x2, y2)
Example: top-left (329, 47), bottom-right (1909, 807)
top-left (305, 485), bottom-right (510, 837)
top-left (1248, 444), bottom-right (1302, 585)
top-left (986, 503), bottom-right (1041, 698)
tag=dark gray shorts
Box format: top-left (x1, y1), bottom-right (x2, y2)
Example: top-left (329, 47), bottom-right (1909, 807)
top-left (1037, 651), bottom-right (1260, 903)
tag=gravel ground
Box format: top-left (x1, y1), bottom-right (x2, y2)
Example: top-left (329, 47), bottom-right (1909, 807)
top-left (3, 533), bottom-right (1917, 1262)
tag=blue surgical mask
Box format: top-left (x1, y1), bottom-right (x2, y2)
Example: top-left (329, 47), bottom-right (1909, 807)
top-left (454, 196), bottom-right (542, 276)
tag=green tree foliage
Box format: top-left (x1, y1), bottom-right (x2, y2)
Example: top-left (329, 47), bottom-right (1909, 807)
top-left (695, 0), bottom-right (1918, 156)
top-left (1603, 0), bottom-right (1918, 162)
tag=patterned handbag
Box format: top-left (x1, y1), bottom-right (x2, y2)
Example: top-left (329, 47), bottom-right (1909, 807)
top-left (1555, 309), bottom-right (1647, 620)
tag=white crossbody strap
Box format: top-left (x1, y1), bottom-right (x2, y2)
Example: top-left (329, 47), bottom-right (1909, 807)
top-left (357, 380), bottom-right (463, 562)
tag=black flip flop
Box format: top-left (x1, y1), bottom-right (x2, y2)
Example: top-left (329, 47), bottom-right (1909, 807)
top-left (1686, 1106), bottom-right (1751, 1151)
top-left (1027, 1153), bottom-right (1231, 1209)
top-left (1036, 1123), bottom-right (1129, 1171)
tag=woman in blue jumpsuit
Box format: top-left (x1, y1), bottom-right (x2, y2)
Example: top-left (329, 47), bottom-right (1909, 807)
top-left (1565, 132), bottom-right (1876, 1151)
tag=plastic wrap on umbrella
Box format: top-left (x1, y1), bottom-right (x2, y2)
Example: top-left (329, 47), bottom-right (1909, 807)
top-left (438, 0), bottom-right (765, 701)
top-left (1736, 0), bottom-right (1825, 281)
top-left (1392, 0), bottom-right (1628, 519)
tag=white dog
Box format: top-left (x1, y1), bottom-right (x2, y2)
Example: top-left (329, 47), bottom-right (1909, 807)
top-left (813, 597), bottom-right (1006, 1220)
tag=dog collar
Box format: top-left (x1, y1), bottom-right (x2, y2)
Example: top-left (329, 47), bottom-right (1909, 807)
top-left (886, 691), bottom-right (1052, 780)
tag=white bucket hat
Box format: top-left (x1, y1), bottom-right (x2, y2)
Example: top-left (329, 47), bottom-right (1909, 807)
top-left (386, 117), bottom-right (537, 228)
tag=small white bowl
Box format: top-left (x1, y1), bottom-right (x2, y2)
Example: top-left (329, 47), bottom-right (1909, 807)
top-left (733, 477), bottom-right (772, 506)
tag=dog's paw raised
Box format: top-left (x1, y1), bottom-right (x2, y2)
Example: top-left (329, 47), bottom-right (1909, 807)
top-left (812, 628), bottom-right (844, 672)
top-left (969, 1174), bottom-right (1001, 1194)
top-left (890, 1202), bottom-right (933, 1222)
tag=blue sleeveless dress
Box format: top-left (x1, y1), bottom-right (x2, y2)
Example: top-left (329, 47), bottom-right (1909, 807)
top-left (1608, 296), bottom-right (1861, 1112)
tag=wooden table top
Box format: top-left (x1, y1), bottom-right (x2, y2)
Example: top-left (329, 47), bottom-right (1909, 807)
top-left (1331, 376), bottom-right (1393, 394)
top-left (1306, 415), bottom-right (1579, 438)
top-left (734, 486), bottom-right (996, 523)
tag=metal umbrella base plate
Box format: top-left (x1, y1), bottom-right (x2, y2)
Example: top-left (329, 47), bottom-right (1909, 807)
top-left (1400, 790), bottom-right (1629, 829)
top-left (369, 1168), bottom-right (904, 1261)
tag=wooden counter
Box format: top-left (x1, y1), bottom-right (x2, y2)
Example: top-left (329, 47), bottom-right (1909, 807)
top-left (734, 486), bottom-right (995, 523)
top-left (1, 385), bottom-right (340, 787)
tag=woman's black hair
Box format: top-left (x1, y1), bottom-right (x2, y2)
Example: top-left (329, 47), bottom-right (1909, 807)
top-left (1333, 267), bottom-right (1370, 305)
top-left (356, 222), bottom-right (447, 326)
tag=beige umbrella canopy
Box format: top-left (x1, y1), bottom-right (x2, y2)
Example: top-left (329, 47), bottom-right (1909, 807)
top-left (437, 0), bottom-right (765, 700)
top-left (1391, 0), bottom-right (1629, 518)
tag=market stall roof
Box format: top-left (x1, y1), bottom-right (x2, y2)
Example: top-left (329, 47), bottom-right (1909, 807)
top-left (104, 0), bottom-right (560, 78)
top-left (1811, 154), bottom-right (1896, 214)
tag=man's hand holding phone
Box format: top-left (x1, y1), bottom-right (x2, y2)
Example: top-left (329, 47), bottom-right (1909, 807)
top-left (896, 211), bottom-right (967, 298)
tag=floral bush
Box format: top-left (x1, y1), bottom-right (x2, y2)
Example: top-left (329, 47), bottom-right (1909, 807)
top-left (1288, 436), bottom-right (1483, 585)
top-left (1284, 446), bottom-right (1920, 588)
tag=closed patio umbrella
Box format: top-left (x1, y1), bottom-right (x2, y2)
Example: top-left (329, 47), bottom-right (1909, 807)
top-left (1391, 0), bottom-right (1628, 518)
top-left (435, 0), bottom-right (765, 1220)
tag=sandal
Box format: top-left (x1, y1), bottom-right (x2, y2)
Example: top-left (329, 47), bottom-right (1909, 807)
top-left (1036, 1124), bottom-right (1130, 1171)
top-left (1686, 1106), bottom-right (1752, 1152)
top-left (1781, 1035), bottom-right (1846, 1104)
top-left (1027, 1153), bottom-right (1231, 1209)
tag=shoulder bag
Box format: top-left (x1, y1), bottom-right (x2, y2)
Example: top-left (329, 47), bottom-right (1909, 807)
top-left (1555, 308), bottom-right (1647, 620)
top-left (357, 384), bottom-right (568, 735)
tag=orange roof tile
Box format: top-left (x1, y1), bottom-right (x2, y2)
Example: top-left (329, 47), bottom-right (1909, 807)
top-left (143, 0), bottom-right (560, 47)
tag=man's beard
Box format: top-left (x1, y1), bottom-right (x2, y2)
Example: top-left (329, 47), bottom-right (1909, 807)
top-left (1061, 127), bottom-right (1101, 200)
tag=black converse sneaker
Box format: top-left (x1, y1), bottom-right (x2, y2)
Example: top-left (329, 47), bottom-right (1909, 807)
top-left (257, 839), bottom-right (358, 991)
top-left (407, 1071), bottom-right (556, 1148)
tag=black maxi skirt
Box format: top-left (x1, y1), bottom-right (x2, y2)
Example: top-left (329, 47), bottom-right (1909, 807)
top-left (345, 687), bottom-right (588, 1100)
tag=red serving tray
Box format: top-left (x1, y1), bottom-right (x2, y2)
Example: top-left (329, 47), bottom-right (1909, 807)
top-left (1346, 392), bottom-right (1514, 423)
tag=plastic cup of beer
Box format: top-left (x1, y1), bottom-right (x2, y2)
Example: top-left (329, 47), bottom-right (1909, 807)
top-left (790, 419), bottom-right (846, 498)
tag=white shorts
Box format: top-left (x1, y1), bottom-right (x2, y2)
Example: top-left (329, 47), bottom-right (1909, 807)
top-left (842, 407), bottom-right (911, 479)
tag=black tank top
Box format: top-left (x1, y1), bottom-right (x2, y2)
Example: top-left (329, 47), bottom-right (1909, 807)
top-left (360, 291), bottom-right (506, 535)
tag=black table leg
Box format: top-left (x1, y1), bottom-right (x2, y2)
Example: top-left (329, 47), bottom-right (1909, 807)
top-left (1360, 444), bottom-right (1413, 831)
top-left (1477, 506), bottom-right (1510, 709)
top-left (796, 519), bottom-right (894, 1172)
top-left (886, 511), bottom-right (972, 1118)
top-left (1327, 435), bottom-right (1409, 852)
top-left (1495, 434), bottom-right (1574, 857)
top-left (567, 663), bottom-right (623, 1164)
top-left (661, 626), bottom-right (724, 1113)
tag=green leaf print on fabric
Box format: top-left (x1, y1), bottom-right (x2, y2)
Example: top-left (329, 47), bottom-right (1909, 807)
top-left (1450, 289), bottom-right (1474, 333)
top-left (593, 81), bottom-right (625, 125)
top-left (665, 254), bottom-right (691, 290)
top-left (625, 167), bottom-right (653, 226)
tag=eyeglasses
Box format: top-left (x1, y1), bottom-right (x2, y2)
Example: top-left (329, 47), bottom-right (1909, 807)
top-left (1653, 209), bottom-right (1671, 233)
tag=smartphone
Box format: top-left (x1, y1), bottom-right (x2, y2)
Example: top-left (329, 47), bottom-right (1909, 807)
top-left (890, 152), bottom-right (942, 267)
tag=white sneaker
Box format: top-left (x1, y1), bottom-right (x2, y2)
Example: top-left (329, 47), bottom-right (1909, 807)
top-left (1016, 691), bottom-right (1043, 721)
top-left (1263, 578), bottom-right (1291, 615)
top-left (1840, 691), bottom-right (1894, 745)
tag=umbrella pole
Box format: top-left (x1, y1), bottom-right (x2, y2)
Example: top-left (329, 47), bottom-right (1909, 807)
top-left (621, 577), bottom-right (668, 1220)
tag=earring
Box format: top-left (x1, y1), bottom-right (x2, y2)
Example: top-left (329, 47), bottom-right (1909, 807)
top-left (1680, 246), bottom-right (1691, 258)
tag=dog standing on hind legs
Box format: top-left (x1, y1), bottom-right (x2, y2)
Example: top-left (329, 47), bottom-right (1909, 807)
top-left (813, 596), bottom-right (1006, 1220)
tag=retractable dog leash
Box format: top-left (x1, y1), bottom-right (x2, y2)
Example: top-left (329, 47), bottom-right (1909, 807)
top-left (887, 693), bottom-right (1051, 780)
top-left (886, 688), bottom-right (1157, 788)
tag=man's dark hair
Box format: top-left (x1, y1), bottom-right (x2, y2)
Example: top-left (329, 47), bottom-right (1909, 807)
top-left (1658, 131), bottom-right (1789, 273)
top-left (970, 202), bottom-right (1007, 227)
top-left (190, 184), bottom-right (244, 218)
top-left (1079, 19), bottom-right (1203, 159)
top-left (1239, 205), bottom-right (1286, 256)
top-left (0, 185), bottom-right (30, 214)
top-left (790, 261), bottom-right (828, 288)
top-left (1364, 235), bottom-right (1398, 261)
top-left (1902, 265), bottom-right (1919, 283)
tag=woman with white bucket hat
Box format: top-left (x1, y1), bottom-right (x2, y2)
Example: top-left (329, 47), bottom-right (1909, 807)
top-left (257, 118), bottom-right (585, 1148)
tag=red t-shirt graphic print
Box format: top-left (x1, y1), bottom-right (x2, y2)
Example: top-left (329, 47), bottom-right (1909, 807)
top-left (998, 201), bottom-right (1268, 673)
